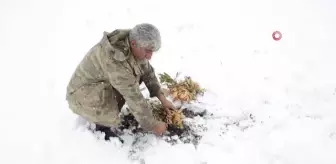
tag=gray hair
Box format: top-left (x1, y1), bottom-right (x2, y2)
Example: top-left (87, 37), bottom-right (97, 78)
top-left (129, 23), bottom-right (161, 51)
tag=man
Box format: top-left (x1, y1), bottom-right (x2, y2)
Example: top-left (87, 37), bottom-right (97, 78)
top-left (66, 23), bottom-right (176, 140)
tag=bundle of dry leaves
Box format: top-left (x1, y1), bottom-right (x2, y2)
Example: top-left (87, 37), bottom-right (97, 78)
top-left (158, 72), bottom-right (206, 102)
top-left (149, 100), bottom-right (185, 129)
top-left (149, 72), bottom-right (206, 129)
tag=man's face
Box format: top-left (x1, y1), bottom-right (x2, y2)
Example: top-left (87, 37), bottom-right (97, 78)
top-left (130, 40), bottom-right (154, 60)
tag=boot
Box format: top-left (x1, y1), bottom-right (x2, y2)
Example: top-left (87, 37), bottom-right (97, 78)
top-left (94, 124), bottom-right (124, 143)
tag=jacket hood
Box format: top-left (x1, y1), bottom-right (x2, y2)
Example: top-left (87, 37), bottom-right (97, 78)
top-left (99, 29), bottom-right (131, 61)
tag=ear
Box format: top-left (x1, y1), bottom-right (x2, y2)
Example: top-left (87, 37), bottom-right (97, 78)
top-left (130, 40), bottom-right (137, 47)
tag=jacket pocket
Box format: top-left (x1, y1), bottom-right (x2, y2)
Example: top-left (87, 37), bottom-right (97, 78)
top-left (72, 82), bottom-right (109, 108)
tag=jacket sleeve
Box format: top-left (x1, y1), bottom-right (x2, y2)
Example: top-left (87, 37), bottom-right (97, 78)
top-left (140, 62), bottom-right (162, 98)
top-left (104, 60), bottom-right (159, 131)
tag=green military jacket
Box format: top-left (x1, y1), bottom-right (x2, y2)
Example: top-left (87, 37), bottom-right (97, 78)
top-left (66, 29), bottom-right (162, 131)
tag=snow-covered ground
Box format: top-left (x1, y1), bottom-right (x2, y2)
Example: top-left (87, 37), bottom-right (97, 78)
top-left (1, 0), bottom-right (336, 163)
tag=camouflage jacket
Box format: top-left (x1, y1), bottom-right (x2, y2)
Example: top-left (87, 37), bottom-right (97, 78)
top-left (66, 29), bottom-right (162, 131)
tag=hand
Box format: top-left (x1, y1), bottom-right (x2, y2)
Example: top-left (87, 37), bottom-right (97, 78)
top-left (153, 121), bottom-right (167, 136)
top-left (162, 100), bottom-right (176, 123)
top-left (162, 99), bottom-right (177, 111)
top-left (157, 90), bottom-right (177, 111)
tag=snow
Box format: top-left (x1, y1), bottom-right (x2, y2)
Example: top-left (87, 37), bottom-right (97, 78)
top-left (1, 0), bottom-right (336, 163)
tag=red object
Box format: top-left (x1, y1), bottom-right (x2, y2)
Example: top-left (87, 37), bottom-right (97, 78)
top-left (272, 31), bottom-right (282, 41)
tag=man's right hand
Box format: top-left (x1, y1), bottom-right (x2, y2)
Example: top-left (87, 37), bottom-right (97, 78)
top-left (153, 121), bottom-right (167, 136)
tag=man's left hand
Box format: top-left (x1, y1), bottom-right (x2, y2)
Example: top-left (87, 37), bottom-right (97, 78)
top-left (161, 99), bottom-right (176, 124)
top-left (157, 90), bottom-right (177, 111)
top-left (162, 99), bottom-right (177, 111)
